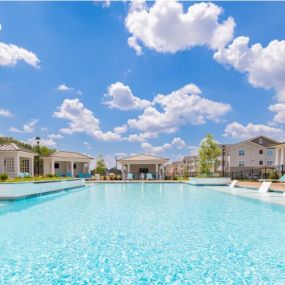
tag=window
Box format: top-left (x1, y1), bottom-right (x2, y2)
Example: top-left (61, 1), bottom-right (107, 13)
top-left (267, 149), bottom-right (274, 156)
top-left (259, 150), bottom-right (263, 155)
top-left (238, 161), bottom-right (245, 167)
top-left (267, 161), bottom-right (273, 166)
top-left (20, 159), bottom-right (30, 173)
top-left (54, 163), bottom-right (59, 169)
top-left (259, 138), bottom-right (263, 145)
top-left (238, 149), bottom-right (245, 156)
top-left (4, 157), bottom-right (14, 173)
top-left (73, 163), bottom-right (76, 169)
top-left (259, 160), bottom-right (263, 166)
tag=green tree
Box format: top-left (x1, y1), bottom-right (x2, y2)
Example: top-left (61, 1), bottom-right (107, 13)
top-left (95, 156), bottom-right (107, 175)
top-left (198, 134), bottom-right (221, 176)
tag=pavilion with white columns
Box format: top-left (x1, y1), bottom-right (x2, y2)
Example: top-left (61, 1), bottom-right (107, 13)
top-left (42, 151), bottom-right (94, 177)
top-left (0, 143), bottom-right (36, 178)
top-left (117, 154), bottom-right (169, 180)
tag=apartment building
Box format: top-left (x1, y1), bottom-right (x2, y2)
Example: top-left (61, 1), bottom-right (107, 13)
top-left (219, 136), bottom-right (277, 173)
top-left (183, 155), bottom-right (199, 176)
top-left (168, 136), bottom-right (279, 177)
top-left (166, 160), bottom-right (185, 177)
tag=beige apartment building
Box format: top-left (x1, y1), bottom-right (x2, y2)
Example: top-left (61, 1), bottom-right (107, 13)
top-left (169, 136), bottom-right (279, 177)
top-left (220, 136), bottom-right (277, 173)
top-left (183, 155), bottom-right (199, 176)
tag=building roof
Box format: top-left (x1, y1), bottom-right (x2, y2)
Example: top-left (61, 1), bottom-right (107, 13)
top-left (0, 143), bottom-right (36, 154)
top-left (45, 151), bottom-right (94, 160)
top-left (269, 141), bottom-right (285, 147)
top-left (117, 153), bottom-right (169, 163)
top-left (183, 155), bottom-right (199, 160)
top-left (236, 135), bottom-right (279, 148)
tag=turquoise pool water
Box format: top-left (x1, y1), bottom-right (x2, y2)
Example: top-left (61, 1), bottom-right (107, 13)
top-left (0, 183), bottom-right (285, 284)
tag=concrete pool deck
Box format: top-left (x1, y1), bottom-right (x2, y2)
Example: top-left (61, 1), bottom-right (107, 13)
top-left (207, 185), bottom-right (285, 207)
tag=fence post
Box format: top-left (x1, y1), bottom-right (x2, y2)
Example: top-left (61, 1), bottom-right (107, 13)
top-left (240, 170), bottom-right (242, 180)
top-left (265, 167), bottom-right (267, 179)
top-left (282, 164), bottom-right (284, 176)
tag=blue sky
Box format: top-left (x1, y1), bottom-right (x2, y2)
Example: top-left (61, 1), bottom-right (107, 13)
top-left (1, 1), bottom-right (285, 167)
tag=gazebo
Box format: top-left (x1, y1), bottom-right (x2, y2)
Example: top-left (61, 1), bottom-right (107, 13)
top-left (42, 151), bottom-right (94, 177)
top-left (0, 143), bottom-right (37, 178)
top-left (117, 154), bottom-right (169, 180)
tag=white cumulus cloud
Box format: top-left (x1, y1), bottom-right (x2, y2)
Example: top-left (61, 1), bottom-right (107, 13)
top-left (0, 23), bottom-right (39, 68)
top-left (113, 124), bottom-right (128, 134)
top-left (103, 82), bottom-right (151, 110)
top-left (0, 108), bottom-right (14, 117)
top-left (224, 121), bottom-right (285, 140)
top-left (125, 0), bottom-right (235, 55)
top-left (172, 137), bottom-right (186, 149)
top-left (9, 119), bottom-right (38, 133)
top-left (57, 84), bottom-right (82, 95)
top-left (214, 36), bottom-right (285, 102)
top-left (269, 103), bottom-right (285, 124)
top-left (47, 134), bottom-right (63, 140)
top-left (140, 136), bottom-right (187, 154)
top-left (141, 141), bottom-right (172, 154)
top-left (128, 83), bottom-right (231, 137)
top-left (127, 133), bottom-right (146, 143)
top-left (27, 137), bottom-right (57, 148)
top-left (0, 43), bottom-right (40, 67)
top-left (57, 84), bottom-right (72, 92)
top-left (54, 98), bottom-right (121, 141)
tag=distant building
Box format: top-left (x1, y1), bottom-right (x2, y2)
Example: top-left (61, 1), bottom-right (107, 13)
top-left (168, 135), bottom-right (279, 178)
top-left (183, 155), bottom-right (199, 176)
top-left (218, 136), bottom-right (278, 174)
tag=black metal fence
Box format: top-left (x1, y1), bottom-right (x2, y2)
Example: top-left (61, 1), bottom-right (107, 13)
top-left (122, 166), bottom-right (285, 181)
top-left (186, 166), bottom-right (284, 181)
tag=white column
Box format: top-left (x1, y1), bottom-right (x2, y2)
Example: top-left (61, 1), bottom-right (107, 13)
top-left (121, 165), bottom-right (124, 180)
top-left (281, 148), bottom-right (284, 165)
top-left (51, 158), bottom-right (55, 175)
top-left (70, 161), bottom-right (74, 177)
top-left (275, 148), bottom-right (279, 165)
top-left (30, 157), bottom-right (34, 177)
top-left (127, 164), bottom-right (130, 173)
top-left (87, 162), bottom-right (90, 174)
top-left (15, 153), bottom-right (20, 177)
top-left (155, 163), bottom-right (158, 179)
top-left (122, 165), bottom-right (126, 180)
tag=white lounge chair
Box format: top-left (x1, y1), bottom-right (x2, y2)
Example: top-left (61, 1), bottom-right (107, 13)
top-left (127, 173), bottom-right (133, 180)
top-left (229, 180), bottom-right (238, 188)
top-left (146, 173), bottom-right (153, 180)
top-left (258, 181), bottom-right (272, 193)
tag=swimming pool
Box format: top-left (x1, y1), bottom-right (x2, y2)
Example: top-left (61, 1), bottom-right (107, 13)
top-left (0, 183), bottom-right (285, 284)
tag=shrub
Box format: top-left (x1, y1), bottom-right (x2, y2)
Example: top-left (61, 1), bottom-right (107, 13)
top-left (46, 174), bottom-right (55, 178)
top-left (0, 173), bottom-right (9, 182)
top-left (268, 171), bottom-right (279, 180)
